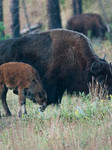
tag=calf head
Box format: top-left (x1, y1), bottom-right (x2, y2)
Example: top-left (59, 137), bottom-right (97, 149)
top-left (37, 89), bottom-right (47, 105)
top-left (90, 62), bottom-right (112, 95)
top-left (33, 83), bottom-right (47, 106)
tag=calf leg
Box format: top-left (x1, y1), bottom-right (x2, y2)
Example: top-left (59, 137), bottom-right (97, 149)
top-left (22, 98), bottom-right (27, 115)
top-left (18, 88), bottom-right (26, 118)
top-left (1, 87), bottom-right (11, 116)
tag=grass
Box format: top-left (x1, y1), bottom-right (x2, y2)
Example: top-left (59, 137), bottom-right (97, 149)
top-left (0, 84), bottom-right (112, 150)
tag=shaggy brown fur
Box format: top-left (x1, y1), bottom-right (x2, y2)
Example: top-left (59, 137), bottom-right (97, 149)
top-left (66, 13), bottom-right (107, 39)
top-left (0, 29), bottom-right (112, 108)
top-left (0, 62), bottom-right (47, 117)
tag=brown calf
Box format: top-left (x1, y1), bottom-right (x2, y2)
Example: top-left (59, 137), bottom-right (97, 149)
top-left (0, 62), bottom-right (47, 117)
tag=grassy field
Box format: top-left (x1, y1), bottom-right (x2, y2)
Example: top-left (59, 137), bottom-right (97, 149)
top-left (0, 87), bottom-right (112, 149)
top-left (0, 0), bottom-right (112, 149)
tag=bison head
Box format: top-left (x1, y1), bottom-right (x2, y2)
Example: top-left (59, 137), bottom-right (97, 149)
top-left (90, 61), bottom-right (112, 95)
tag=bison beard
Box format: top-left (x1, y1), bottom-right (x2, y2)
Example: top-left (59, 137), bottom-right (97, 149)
top-left (0, 29), bottom-right (112, 109)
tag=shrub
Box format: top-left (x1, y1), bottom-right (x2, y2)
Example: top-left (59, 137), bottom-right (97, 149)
top-left (0, 22), bottom-right (10, 41)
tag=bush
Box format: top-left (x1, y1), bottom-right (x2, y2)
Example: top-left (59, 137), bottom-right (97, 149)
top-left (0, 22), bottom-right (10, 41)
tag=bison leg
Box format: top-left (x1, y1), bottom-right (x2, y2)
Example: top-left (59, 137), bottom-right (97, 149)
top-left (55, 86), bottom-right (65, 107)
top-left (1, 87), bottom-right (11, 116)
top-left (18, 88), bottom-right (26, 118)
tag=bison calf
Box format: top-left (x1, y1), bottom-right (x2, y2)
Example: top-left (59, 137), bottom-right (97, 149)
top-left (0, 62), bottom-right (47, 117)
top-left (66, 13), bottom-right (107, 39)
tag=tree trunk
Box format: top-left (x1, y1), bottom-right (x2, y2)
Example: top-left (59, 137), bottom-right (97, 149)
top-left (0, 0), bottom-right (4, 37)
top-left (72, 0), bottom-right (82, 15)
top-left (10, 0), bottom-right (20, 38)
top-left (47, 0), bottom-right (62, 29)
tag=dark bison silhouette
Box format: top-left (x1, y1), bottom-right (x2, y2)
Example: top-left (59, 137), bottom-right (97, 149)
top-left (66, 13), bottom-right (107, 39)
top-left (0, 29), bottom-right (111, 111)
top-left (0, 62), bottom-right (47, 117)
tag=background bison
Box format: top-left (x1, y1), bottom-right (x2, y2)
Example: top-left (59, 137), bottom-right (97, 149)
top-left (0, 62), bottom-right (47, 117)
top-left (0, 29), bottom-right (112, 109)
top-left (66, 13), bottom-right (107, 39)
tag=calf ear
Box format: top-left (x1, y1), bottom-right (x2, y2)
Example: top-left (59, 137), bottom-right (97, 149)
top-left (90, 62), bottom-right (103, 75)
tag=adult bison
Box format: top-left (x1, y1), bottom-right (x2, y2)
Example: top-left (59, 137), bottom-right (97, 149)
top-left (66, 13), bottom-right (107, 39)
top-left (0, 29), bottom-right (112, 110)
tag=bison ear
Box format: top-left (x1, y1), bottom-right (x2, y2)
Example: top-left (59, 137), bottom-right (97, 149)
top-left (90, 62), bottom-right (103, 75)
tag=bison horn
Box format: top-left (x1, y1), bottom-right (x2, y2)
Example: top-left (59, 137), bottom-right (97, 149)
top-left (109, 62), bottom-right (112, 75)
top-left (103, 54), bottom-right (106, 60)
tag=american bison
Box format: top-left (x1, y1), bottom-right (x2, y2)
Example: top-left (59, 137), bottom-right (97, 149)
top-left (0, 62), bottom-right (47, 117)
top-left (66, 13), bottom-right (107, 39)
top-left (0, 29), bottom-right (112, 111)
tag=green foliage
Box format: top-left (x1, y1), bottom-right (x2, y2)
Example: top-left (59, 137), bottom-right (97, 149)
top-left (0, 22), bottom-right (10, 41)
top-left (79, 92), bottom-right (90, 102)
top-left (83, 0), bottom-right (95, 11)
top-left (41, 24), bottom-right (47, 32)
top-left (87, 30), bottom-right (92, 39)
top-left (0, 22), bottom-right (5, 32)
top-left (59, 0), bottom-right (66, 10)
top-left (105, 25), bottom-right (112, 42)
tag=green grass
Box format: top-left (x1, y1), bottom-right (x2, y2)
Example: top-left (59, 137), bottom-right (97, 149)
top-left (0, 87), bottom-right (112, 150)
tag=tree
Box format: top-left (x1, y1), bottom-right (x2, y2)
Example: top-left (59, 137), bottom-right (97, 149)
top-left (72, 0), bottom-right (82, 15)
top-left (0, 0), bottom-right (4, 37)
top-left (47, 0), bottom-right (62, 29)
top-left (10, 0), bottom-right (20, 38)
